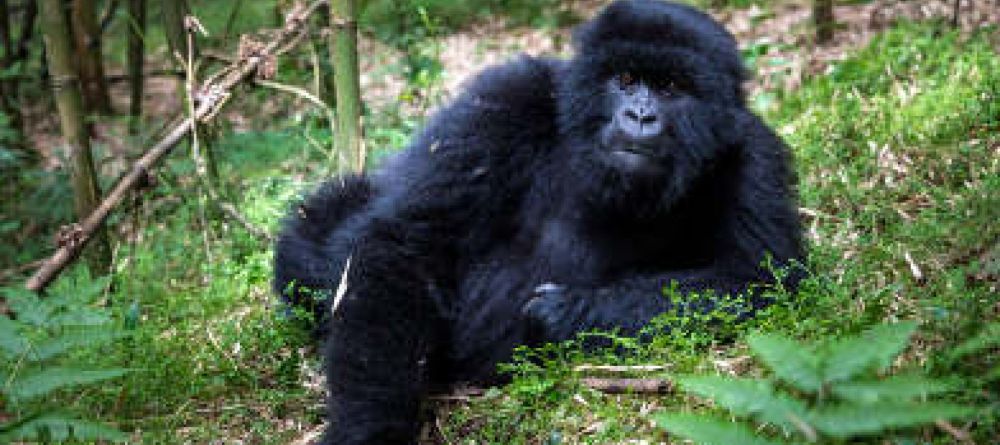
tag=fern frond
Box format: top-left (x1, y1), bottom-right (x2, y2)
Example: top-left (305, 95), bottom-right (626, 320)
top-left (677, 376), bottom-right (808, 431)
top-left (0, 317), bottom-right (29, 358)
top-left (746, 332), bottom-right (822, 392)
top-left (830, 375), bottom-right (955, 403)
top-left (0, 412), bottom-right (128, 442)
top-left (48, 308), bottom-right (113, 328)
top-left (807, 401), bottom-right (974, 437)
top-left (655, 413), bottom-right (791, 445)
top-left (822, 322), bottom-right (917, 383)
top-left (5, 368), bottom-right (129, 401)
top-left (29, 329), bottom-right (125, 362)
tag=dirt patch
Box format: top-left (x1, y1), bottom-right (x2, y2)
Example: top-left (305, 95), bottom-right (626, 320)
top-left (724, 0), bottom-right (999, 94)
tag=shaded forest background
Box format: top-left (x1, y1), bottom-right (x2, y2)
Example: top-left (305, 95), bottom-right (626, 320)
top-left (0, 0), bottom-right (998, 443)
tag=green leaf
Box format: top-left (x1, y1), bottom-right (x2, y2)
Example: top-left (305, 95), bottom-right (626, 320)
top-left (3, 289), bottom-right (50, 327)
top-left (0, 413), bottom-right (128, 442)
top-left (808, 402), bottom-right (974, 437)
top-left (822, 322), bottom-right (917, 383)
top-left (830, 375), bottom-right (955, 403)
top-left (746, 332), bottom-right (823, 392)
top-left (48, 308), bottom-right (112, 327)
top-left (5, 368), bottom-right (129, 401)
top-left (0, 317), bottom-right (29, 358)
top-left (655, 413), bottom-right (790, 445)
top-left (677, 376), bottom-right (808, 430)
top-left (29, 329), bottom-right (125, 362)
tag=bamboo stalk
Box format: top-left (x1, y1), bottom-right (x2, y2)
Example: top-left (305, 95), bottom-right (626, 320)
top-left (127, 0), bottom-right (145, 134)
top-left (71, 0), bottom-right (113, 113)
top-left (38, 0), bottom-right (112, 274)
top-left (329, 0), bottom-right (363, 172)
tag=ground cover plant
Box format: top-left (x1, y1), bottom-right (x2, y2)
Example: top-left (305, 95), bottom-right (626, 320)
top-left (0, 0), bottom-right (997, 443)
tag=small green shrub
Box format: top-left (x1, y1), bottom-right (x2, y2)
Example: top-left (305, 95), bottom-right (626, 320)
top-left (657, 322), bottom-right (975, 444)
top-left (0, 274), bottom-right (130, 443)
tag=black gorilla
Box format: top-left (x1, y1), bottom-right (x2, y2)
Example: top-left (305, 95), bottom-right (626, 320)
top-left (274, 1), bottom-right (802, 443)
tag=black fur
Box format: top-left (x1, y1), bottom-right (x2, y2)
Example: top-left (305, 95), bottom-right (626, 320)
top-left (274, 1), bottom-right (803, 443)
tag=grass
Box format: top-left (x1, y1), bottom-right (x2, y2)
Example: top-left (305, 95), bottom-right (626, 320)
top-left (1, 9), bottom-right (997, 445)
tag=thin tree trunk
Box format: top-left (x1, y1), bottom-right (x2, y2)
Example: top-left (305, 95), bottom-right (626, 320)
top-left (813, 0), bottom-right (835, 44)
top-left (315, 3), bottom-right (337, 107)
top-left (0, 0), bottom-right (28, 158)
top-left (100, 0), bottom-right (119, 31)
top-left (38, 0), bottom-right (111, 274)
top-left (127, 0), bottom-right (145, 134)
top-left (330, 0), bottom-right (363, 172)
top-left (15, 0), bottom-right (37, 61)
top-left (162, 0), bottom-right (194, 60)
top-left (71, 0), bottom-right (113, 114)
top-left (164, 0), bottom-right (221, 202)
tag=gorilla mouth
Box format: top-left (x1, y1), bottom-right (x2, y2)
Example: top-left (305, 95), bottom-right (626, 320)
top-left (613, 145), bottom-right (657, 158)
top-left (607, 145), bottom-right (665, 173)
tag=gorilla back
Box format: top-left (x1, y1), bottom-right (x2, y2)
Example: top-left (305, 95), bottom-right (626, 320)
top-left (274, 1), bottom-right (802, 443)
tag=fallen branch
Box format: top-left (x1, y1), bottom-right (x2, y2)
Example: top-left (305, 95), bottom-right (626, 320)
top-left (578, 377), bottom-right (673, 394)
top-left (25, 0), bottom-right (328, 292)
top-left (573, 364), bottom-right (669, 373)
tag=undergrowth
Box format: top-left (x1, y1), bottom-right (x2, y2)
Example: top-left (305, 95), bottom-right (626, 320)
top-left (0, 273), bottom-right (129, 442)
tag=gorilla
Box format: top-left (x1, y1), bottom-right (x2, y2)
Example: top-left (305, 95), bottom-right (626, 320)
top-left (274, 1), bottom-right (803, 443)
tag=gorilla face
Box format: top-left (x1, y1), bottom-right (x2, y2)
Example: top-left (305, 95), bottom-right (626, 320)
top-left (555, 0), bottom-right (747, 212)
top-left (596, 66), bottom-right (734, 177)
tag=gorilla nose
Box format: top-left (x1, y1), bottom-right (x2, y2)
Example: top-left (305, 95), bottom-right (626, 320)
top-left (619, 106), bottom-right (663, 140)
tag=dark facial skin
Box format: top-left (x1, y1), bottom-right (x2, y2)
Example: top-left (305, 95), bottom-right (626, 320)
top-left (600, 72), bottom-right (681, 174)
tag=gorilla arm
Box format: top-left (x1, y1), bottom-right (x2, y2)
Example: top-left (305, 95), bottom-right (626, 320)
top-left (524, 111), bottom-right (803, 343)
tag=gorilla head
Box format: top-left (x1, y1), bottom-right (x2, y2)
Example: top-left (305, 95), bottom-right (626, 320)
top-left (558, 0), bottom-right (749, 216)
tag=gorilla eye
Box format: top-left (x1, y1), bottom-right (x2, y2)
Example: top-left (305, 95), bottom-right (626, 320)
top-left (654, 79), bottom-right (678, 93)
top-left (617, 72), bottom-right (637, 88)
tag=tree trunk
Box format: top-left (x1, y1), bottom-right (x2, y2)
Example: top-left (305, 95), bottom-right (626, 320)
top-left (38, 0), bottom-right (111, 274)
top-left (15, 0), bottom-right (37, 61)
top-left (71, 0), bottom-right (113, 114)
top-left (329, 0), bottom-right (363, 172)
top-left (127, 0), bottom-right (145, 134)
top-left (0, 0), bottom-right (28, 158)
top-left (100, 0), bottom-right (119, 31)
top-left (315, 3), bottom-right (337, 106)
top-left (813, 0), bottom-right (835, 44)
top-left (951, 0), bottom-right (961, 28)
top-left (162, 0), bottom-right (194, 60)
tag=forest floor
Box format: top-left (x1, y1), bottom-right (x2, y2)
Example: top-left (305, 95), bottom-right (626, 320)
top-left (2, 1), bottom-right (998, 444)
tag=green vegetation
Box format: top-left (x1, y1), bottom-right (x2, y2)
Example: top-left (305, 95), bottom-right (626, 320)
top-left (659, 323), bottom-right (974, 444)
top-left (0, 274), bottom-right (129, 442)
top-left (0, 1), bottom-right (996, 443)
top-left (361, 0), bottom-right (576, 43)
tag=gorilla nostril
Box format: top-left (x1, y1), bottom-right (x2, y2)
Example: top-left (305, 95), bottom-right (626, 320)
top-left (624, 109), bottom-right (640, 121)
top-left (639, 114), bottom-right (657, 125)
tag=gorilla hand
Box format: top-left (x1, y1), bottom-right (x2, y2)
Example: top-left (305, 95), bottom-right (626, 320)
top-left (524, 282), bottom-right (584, 343)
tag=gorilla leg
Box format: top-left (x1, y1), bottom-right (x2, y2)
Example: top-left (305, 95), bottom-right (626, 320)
top-left (321, 220), bottom-right (449, 445)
